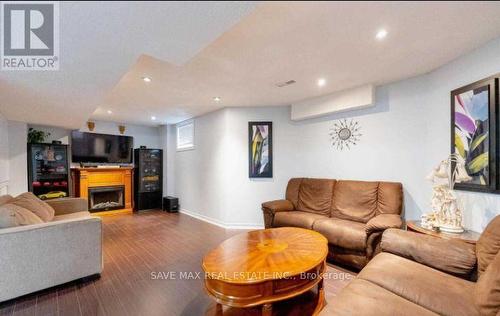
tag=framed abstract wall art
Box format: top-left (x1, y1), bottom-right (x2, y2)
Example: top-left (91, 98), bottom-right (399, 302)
top-left (249, 121), bottom-right (273, 178)
top-left (451, 76), bottom-right (498, 193)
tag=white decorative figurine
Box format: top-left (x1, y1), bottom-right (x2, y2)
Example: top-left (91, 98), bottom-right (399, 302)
top-left (424, 154), bottom-right (471, 233)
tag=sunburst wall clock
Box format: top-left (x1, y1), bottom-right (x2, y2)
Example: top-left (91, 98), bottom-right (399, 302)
top-left (329, 119), bottom-right (362, 150)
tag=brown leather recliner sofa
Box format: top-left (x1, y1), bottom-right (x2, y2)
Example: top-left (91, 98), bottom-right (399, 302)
top-left (262, 178), bottom-right (403, 269)
top-left (330, 215), bottom-right (500, 316)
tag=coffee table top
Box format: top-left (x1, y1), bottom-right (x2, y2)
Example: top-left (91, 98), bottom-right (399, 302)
top-left (202, 227), bottom-right (328, 284)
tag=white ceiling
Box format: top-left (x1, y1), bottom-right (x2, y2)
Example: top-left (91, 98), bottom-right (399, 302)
top-left (2, 1), bottom-right (500, 127)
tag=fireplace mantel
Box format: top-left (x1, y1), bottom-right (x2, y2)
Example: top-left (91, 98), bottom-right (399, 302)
top-left (71, 167), bottom-right (133, 215)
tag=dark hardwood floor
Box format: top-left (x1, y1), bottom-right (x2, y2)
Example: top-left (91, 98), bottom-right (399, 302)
top-left (0, 210), bottom-right (355, 316)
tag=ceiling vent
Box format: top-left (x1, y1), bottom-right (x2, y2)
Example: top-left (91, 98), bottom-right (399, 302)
top-left (275, 80), bottom-right (296, 88)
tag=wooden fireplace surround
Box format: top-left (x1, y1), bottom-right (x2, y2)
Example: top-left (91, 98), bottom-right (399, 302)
top-left (71, 167), bottom-right (133, 215)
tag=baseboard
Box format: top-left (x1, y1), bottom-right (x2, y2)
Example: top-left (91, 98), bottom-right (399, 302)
top-left (180, 208), bottom-right (264, 230)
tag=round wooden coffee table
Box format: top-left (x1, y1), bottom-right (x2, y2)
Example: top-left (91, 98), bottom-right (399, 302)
top-left (202, 227), bottom-right (328, 316)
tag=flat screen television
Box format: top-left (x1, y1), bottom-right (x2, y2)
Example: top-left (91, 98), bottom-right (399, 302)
top-left (71, 131), bottom-right (134, 164)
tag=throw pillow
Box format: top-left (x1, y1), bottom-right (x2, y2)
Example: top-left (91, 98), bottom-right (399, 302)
top-left (0, 194), bottom-right (13, 206)
top-left (0, 203), bottom-right (44, 228)
top-left (10, 192), bottom-right (55, 222)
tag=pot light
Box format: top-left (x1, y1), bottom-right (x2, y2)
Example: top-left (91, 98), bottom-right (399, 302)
top-left (376, 29), bottom-right (388, 40)
top-left (317, 78), bottom-right (326, 87)
top-left (142, 76), bottom-right (152, 83)
top-left (107, 110), bottom-right (113, 114)
top-left (213, 96), bottom-right (221, 102)
top-left (151, 116), bottom-right (156, 121)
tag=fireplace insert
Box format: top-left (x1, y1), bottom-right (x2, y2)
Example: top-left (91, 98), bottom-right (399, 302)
top-left (88, 186), bottom-right (125, 212)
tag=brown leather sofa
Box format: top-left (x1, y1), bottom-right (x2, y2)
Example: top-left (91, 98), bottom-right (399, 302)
top-left (330, 215), bottom-right (500, 316)
top-left (262, 178), bottom-right (403, 269)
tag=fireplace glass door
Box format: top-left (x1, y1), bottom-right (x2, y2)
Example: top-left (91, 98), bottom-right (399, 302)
top-left (88, 186), bottom-right (125, 212)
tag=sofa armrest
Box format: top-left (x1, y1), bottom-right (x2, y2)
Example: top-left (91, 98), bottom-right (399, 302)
top-left (366, 214), bottom-right (403, 235)
top-left (0, 217), bottom-right (102, 302)
top-left (381, 229), bottom-right (477, 279)
top-left (46, 197), bottom-right (88, 215)
top-left (262, 200), bottom-right (294, 228)
top-left (262, 199), bottom-right (294, 213)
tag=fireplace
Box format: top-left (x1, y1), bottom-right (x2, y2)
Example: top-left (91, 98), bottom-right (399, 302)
top-left (88, 186), bottom-right (125, 212)
top-left (71, 167), bottom-right (133, 215)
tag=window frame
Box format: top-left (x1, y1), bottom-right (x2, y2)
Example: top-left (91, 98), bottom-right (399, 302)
top-left (176, 120), bottom-right (195, 151)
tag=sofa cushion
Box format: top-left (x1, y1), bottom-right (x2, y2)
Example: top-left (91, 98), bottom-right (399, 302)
top-left (331, 180), bottom-right (378, 223)
top-left (358, 253), bottom-right (479, 316)
top-left (476, 215), bottom-right (500, 276)
top-left (297, 178), bottom-right (335, 216)
top-left (475, 251), bottom-right (500, 316)
top-left (285, 178), bottom-right (303, 209)
top-left (381, 229), bottom-right (476, 278)
top-left (329, 279), bottom-right (438, 316)
top-left (0, 203), bottom-right (44, 228)
top-left (273, 211), bottom-right (327, 229)
top-left (313, 218), bottom-right (366, 251)
top-left (52, 211), bottom-right (91, 222)
top-left (0, 194), bottom-right (13, 206)
top-left (377, 182), bottom-right (403, 215)
top-left (9, 192), bottom-right (55, 222)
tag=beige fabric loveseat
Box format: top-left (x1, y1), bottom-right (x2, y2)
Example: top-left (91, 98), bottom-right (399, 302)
top-left (0, 195), bottom-right (102, 302)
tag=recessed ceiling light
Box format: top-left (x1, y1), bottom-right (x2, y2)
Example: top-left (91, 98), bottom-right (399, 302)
top-left (375, 29), bottom-right (388, 40)
top-left (213, 96), bottom-right (221, 102)
top-left (107, 110), bottom-right (113, 114)
top-left (317, 78), bottom-right (326, 87)
top-left (142, 76), bottom-right (152, 83)
top-left (151, 116), bottom-right (156, 121)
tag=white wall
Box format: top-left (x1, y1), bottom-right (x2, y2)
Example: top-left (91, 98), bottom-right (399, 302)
top-left (7, 121), bottom-right (28, 196)
top-left (0, 113), bottom-right (9, 194)
top-left (173, 110), bottom-right (230, 226)
top-left (223, 107), bottom-right (300, 226)
top-left (170, 36), bottom-right (500, 232)
top-left (424, 36), bottom-right (500, 232)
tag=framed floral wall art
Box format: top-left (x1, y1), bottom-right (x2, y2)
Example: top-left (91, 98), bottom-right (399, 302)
top-left (451, 76), bottom-right (498, 193)
top-left (249, 122), bottom-right (273, 178)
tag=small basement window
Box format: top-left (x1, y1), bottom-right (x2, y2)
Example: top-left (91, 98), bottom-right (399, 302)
top-left (177, 120), bottom-right (195, 151)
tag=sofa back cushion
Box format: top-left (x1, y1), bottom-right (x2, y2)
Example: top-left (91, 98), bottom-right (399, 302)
top-left (331, 180), bottom-right (379, 223)
top-left (477, 215), bottom-right (500, 276)
top-left (0, 194), bottom-right (13, 206)
top-left (296, 178), bottom-right (335, 216)
top-left (9, 192), bottom-right (55, 222)
top-left (0, 203), bottom-right (44, 228)
top-left (286, 178), bottom-right (303, 209)
top-left (377, 182), bottom-right (403, 215)
top-left (475, 251), bottom-right (500, 316)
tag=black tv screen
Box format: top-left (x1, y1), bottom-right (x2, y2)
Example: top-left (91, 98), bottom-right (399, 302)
top-left (71, 131), bottom-right (133, 163)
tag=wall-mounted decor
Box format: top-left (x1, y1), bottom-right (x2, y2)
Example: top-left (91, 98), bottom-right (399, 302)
top-left (329, 119), bottom-right (362, 150)
top-left (249, 121), bottom-right (272, 178)
top-left (451, 76), bottom-right (497, 193)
